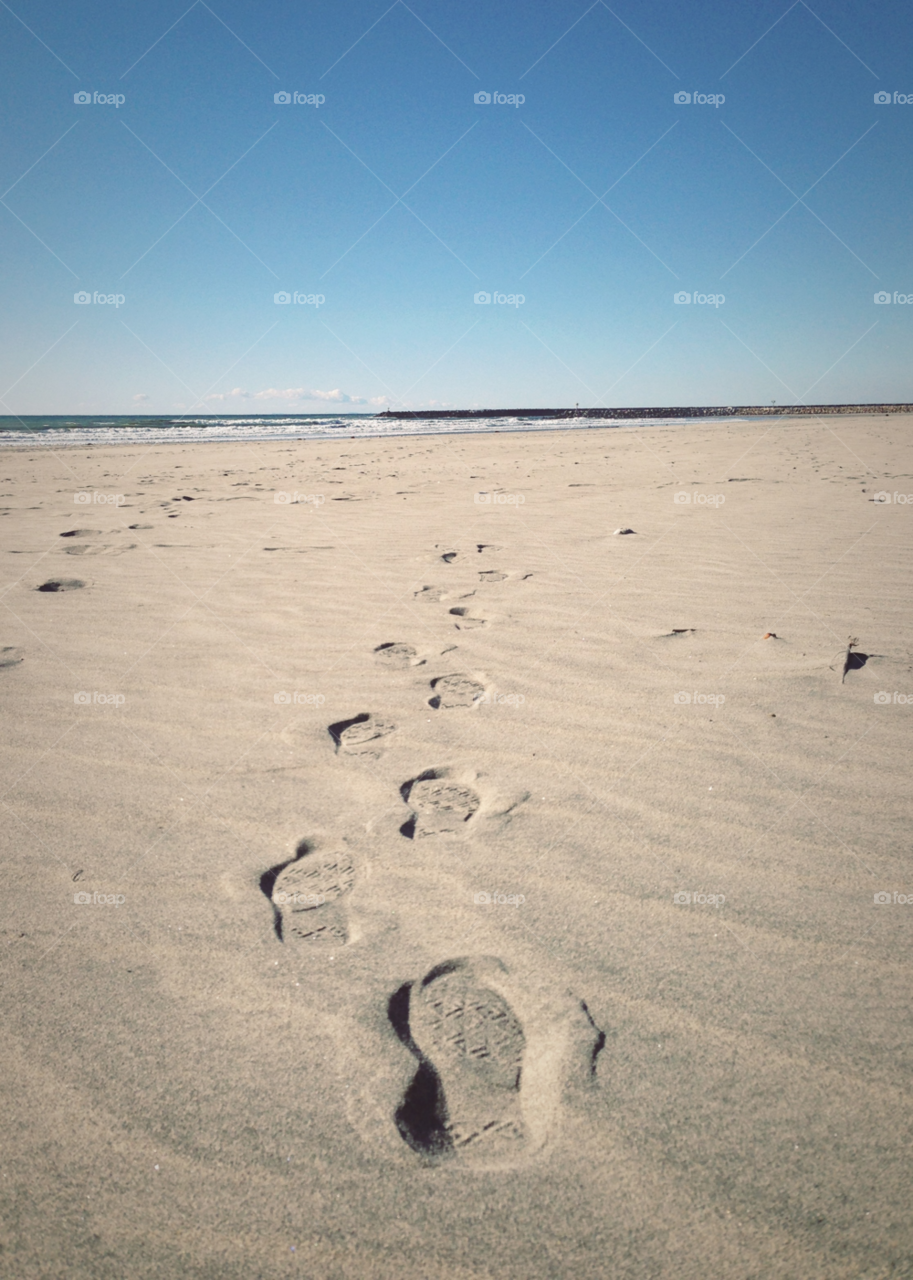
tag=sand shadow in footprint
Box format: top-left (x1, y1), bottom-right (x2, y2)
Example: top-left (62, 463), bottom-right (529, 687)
top-left (373, 641), bottom-right (423, 669)
top-left (391, 958), bottom-right (605, 1166)
top-left (428, 674), bottom-right (485, 710)
top-left (328, 712), bottom-right (396, 758)
top-left (36, 579), bottom-right (85, 592)
top-left (390, 960), bottom-right (527, 1164)
top-left (261, 839), bottom-right (356, 944)
top-left (449, 607), bottom-right (486, 629)
top-left (399, 769), bottom-right (481, 839)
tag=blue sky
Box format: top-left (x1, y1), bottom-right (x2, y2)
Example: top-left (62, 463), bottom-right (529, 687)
top-left (1, 0), bottom-right (911, 413)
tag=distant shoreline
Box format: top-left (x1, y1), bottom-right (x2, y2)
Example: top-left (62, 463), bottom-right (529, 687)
top-left (379, 403), bottom-right (913, 420)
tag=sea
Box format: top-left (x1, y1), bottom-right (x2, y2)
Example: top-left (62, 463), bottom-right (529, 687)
top-left (0, 412), bottom-right (729, 449)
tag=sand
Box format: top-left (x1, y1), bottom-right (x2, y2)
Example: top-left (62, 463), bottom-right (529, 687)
top-left (1, 415), bottom-right (912, 1279)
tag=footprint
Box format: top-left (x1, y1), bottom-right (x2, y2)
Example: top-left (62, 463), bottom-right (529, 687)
top-left (263, 840), bottom-right (356, 944)
top-left (59, 529), bottom-right (101, 539)
top-left (414, 585), bottom-right (445, 602)
top-left (440, 551), bottom-right (458, 564)
top-left (0, 646), bottom-right (24, 668)
top-left (328, 712), bottom-right (396, 758)
top-left (62, 544), bottom-right (109, 556)
top-left (449, 607), bottom-right (486, 630)
top-left (429, 674), bottom-right (485, 710)
top-left (390, 958), bottom-right (605, 1167)
top-left (476, 544), bottom-right (502, 555)
top-left (391, 959), bottom-right (527, 1163)
top-left (478, 571), bottom-right (507, 583)
top-left (374, 642), bottom-right (423, 669)
top-left (36, 579), bottom-right (84, 592)
top-left (400, 769), bottom-right (481, 838)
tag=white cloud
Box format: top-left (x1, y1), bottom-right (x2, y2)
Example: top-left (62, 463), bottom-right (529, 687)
top-left (204, 387), bottom-right (252, 403)
top-left (201, 387), bottom-right (369, 406)
top-left (132, 393), bottom-right (150, 402)
top-left (251, 388), bottom-right (306, 402)
top-left (309, 388), bottom-right (367, 404)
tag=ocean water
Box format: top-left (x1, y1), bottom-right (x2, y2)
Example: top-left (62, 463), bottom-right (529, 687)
top-left (0, 412), bottom-right (719, 449)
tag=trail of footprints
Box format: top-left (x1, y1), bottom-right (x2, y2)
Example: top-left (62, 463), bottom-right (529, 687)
top-left (265, 541), bottom-right (598, 1164)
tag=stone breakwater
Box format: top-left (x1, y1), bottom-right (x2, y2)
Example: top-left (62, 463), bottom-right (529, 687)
top-left (379, 404), bottom-right (913, 421)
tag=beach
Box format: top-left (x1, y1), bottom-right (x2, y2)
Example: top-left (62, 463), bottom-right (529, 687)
top-left (2, 414), bottom-right (912, 1278)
